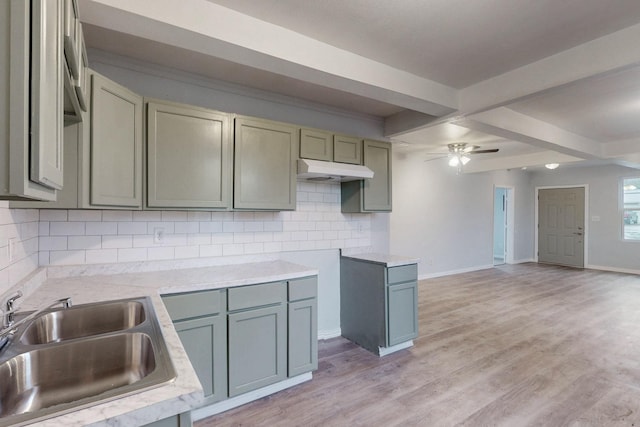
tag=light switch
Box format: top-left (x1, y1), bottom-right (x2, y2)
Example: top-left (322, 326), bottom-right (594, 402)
top-left (591, 215), bottom-right (600, 222)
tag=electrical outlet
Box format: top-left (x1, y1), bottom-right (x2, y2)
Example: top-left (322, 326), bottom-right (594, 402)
top-left (8, 238), bottom-right (16, 262)
top-left (153, 228), bottom-right (165, 244)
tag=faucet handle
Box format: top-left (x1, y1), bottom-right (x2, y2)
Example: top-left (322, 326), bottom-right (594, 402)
top-left (5, 291), bottom-right (23, 312)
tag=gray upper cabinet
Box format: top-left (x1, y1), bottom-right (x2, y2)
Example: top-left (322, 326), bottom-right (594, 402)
top-left (341, 140), bottom-right (392, 212)
top-left (333, 134), bottom-right (362, 165)
top-left (299, 128), bottom-right (363, 165)
top-left (1, 0), bottom-right (64, 201)
top-left (234, 116), bottom-right (298, 210)
top-left (300, 128), bottom-right (333, 161)
top-left (147, 100), bottom-right (232, 209)
top-left (90, 72), bottom-right (143, 208)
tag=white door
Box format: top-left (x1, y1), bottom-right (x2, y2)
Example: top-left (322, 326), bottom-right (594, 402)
top-left (493, 188), bottom-right (507, 265)
top-left (538, 188), bottom-right (585, 268)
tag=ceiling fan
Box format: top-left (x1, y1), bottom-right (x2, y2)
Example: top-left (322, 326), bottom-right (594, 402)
top-left (424, 143), bottom-right (499, 174)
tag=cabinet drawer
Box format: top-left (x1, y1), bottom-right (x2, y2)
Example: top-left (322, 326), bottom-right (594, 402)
top-left (288, 277), bottom-right (317, 301)
top-left (162, 289), bottom-right (223, 321)
top-left (387, 264), bottom-right (417, 285)
top-left (228, 282), bottom-right (286, 311)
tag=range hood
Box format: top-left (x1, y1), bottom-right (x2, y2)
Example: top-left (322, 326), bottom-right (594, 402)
top-left (297, 159), bottom-right (374, 182)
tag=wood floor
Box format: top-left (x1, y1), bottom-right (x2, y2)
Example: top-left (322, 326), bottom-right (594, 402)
top-left (195, 263), bottom-right (640, 426)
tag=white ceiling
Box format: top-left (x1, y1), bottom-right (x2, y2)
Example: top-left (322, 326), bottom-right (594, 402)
top-left (78, 0), bottom-right (640, 172)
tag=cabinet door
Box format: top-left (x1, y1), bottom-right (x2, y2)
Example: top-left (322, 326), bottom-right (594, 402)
top-left (234, 116), bottom-right (298, 210)
top-left (142, 412), bottom-right (192, 427)
top-left (30, 0), bottom-right (64, 191)
top-left (333, 135), bottom-right (362, 165)
top-left (228, 304), bottom-right (287, 396)
top-left (341, 140), bottom-right (392, 213)
top-left (387, 281), bottom-right (418, 347)
top-left (147, 101), bottom-right (231, 209)
top-left (300, 128), bottom-right (332, 161)
top-left (288, 298), bottom-right (318, 376)
top-left (90, 73), bottom-right (143, 208)
top-left (174, 315), bottom-right (227, 403)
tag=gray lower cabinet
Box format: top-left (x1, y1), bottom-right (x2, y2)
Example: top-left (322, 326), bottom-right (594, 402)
top-left (227, 281), bottom-right (287, 397)
top-left (162, 290), bottom-right (227, 405)
top-left (234, 116), bottom-right (298, 210)
top-left (146, 100), bottom-right (232, 209)
top-left (341, 140), bottom-right (392, 212)
top-left (143, 412), bottom-right (192, 427)
top-left (287, 277), bottom-right (318, 376)
top-left (340, 257), bottom-right (417, 355)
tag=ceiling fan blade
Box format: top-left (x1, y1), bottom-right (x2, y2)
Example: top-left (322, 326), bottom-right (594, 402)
top-left (423, 155), bottom-right (447, 162)
top-left (468, 148), bottom-right (499, 154)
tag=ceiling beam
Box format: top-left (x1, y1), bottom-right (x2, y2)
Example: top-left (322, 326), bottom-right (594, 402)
top-left (459, 22), bottom-right (640, 115)
top-left (463, 151), bottom-right (583, 174)
top-left (79, 0), bottom-right (458, 117)
top-left (456, 108), bottom-right (604, 160)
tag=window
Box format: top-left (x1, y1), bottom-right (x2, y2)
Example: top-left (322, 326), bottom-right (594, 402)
top-left (623, 178), bottom-right (640, 240)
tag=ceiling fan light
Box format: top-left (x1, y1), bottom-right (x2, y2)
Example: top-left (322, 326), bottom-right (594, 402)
top-left (448, 156), bottom-right (460, 167)
top-left (461, 155), bottom-right (471, 165)
top-left (545, 163), bottom-right (560, 170)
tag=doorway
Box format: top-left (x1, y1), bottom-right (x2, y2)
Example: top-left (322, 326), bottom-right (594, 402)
top-left (493, 188), bottom-right (507, 265)
top-left (537, 187), bottom-right (586, 268)
top-left (493, 186), bottom-right (514, 266)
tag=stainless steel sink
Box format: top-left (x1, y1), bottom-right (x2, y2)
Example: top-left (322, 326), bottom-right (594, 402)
top-left (0, 297), bottom-right (176, 427)
top-left (20, 300), bottom-right (145, 344)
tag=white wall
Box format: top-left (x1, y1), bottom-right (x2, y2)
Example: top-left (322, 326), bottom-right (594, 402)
top-left (389, 150), bottom-right (534, 278)
top-left (530, 164), bottom-right (640, 273)
top-left (0, 202), bottom-right (39, 295)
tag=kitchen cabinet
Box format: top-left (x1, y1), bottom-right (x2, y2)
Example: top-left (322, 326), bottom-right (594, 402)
top-left (287, 277), bottom-right (318, 377)
top-left (299, 128), bottom-right (362, 165)
top-left (340, 255), bottom-right (418, 355)
top-left (163, 289), bottom-right (228, 404)
top-left (62, 0), bottom-right (84, 123)
top-left (147, 100), bottom-right (232, 209)
top-left (341, 140), bottom-right (392, 212)
top-left (227, 281), bottom-right (287, 397)
top-left (333, 134), bottom-right (362, 165)
top-left (0, 0), bottom-right (64, 201)
top-left (90, 72), bottom-right (143, 208)
top-left (143, 412), bottom-right (192, 427)
top-left (234, 116), bottom-right (298, 210)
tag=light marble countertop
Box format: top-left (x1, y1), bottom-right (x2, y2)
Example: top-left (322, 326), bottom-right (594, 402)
top-left (12, 260), bottom-right (318, 427)
top-left (341, 252), bottom-right (420, 267)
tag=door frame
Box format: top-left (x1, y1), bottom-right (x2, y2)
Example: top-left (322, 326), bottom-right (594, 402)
top-left (493, 185), bottom-right (515, 264)
top-left (535, 185), bottom-right (589, 266)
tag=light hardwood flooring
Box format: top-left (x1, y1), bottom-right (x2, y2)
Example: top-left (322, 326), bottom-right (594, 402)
top-left (195, 263), bottom-right (640, 426)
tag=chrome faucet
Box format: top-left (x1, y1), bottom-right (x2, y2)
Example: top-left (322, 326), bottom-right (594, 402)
top-left (0, 292), bottom-right (72, 351)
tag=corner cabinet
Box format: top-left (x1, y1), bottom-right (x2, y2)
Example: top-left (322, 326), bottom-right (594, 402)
top-left (340, 256), bottom-right (417, 356)
top-left (1, 0), bottom-right (64, 201)
top-left (234, 116), bottom-right (298, 210)
top-left (147, 100), bottom-right (232, 209)
top-left (341, 140), bottom-right (392, 212)
top-left (89, 72), bottom-right (143, 208)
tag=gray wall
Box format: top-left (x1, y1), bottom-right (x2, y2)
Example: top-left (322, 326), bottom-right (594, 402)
top-left (389, 150), bottom-right (535, 278)
top-left (530, 164), bottom-right (640, 273)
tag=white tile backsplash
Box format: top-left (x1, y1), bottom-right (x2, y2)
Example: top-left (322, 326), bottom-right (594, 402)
top-left (0, 184), bottom-right (373, 286)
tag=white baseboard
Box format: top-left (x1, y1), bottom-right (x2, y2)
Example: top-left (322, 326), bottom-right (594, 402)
top-left (318, 327), bottom-right (341, 340)
top-left (510, 258), bottom-right (536, 264)
top-left (586, 264), bottom-right (640, 275)
top-left (418, 264), bottom-right (494, 280)
top-left (378, 340), bottom-right (413, 356)
top-left (191, 373), bottom-right (312, 421)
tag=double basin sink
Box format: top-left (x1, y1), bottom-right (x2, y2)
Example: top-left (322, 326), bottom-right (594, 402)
top-left (0, 297), bottom-right (176, 426)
